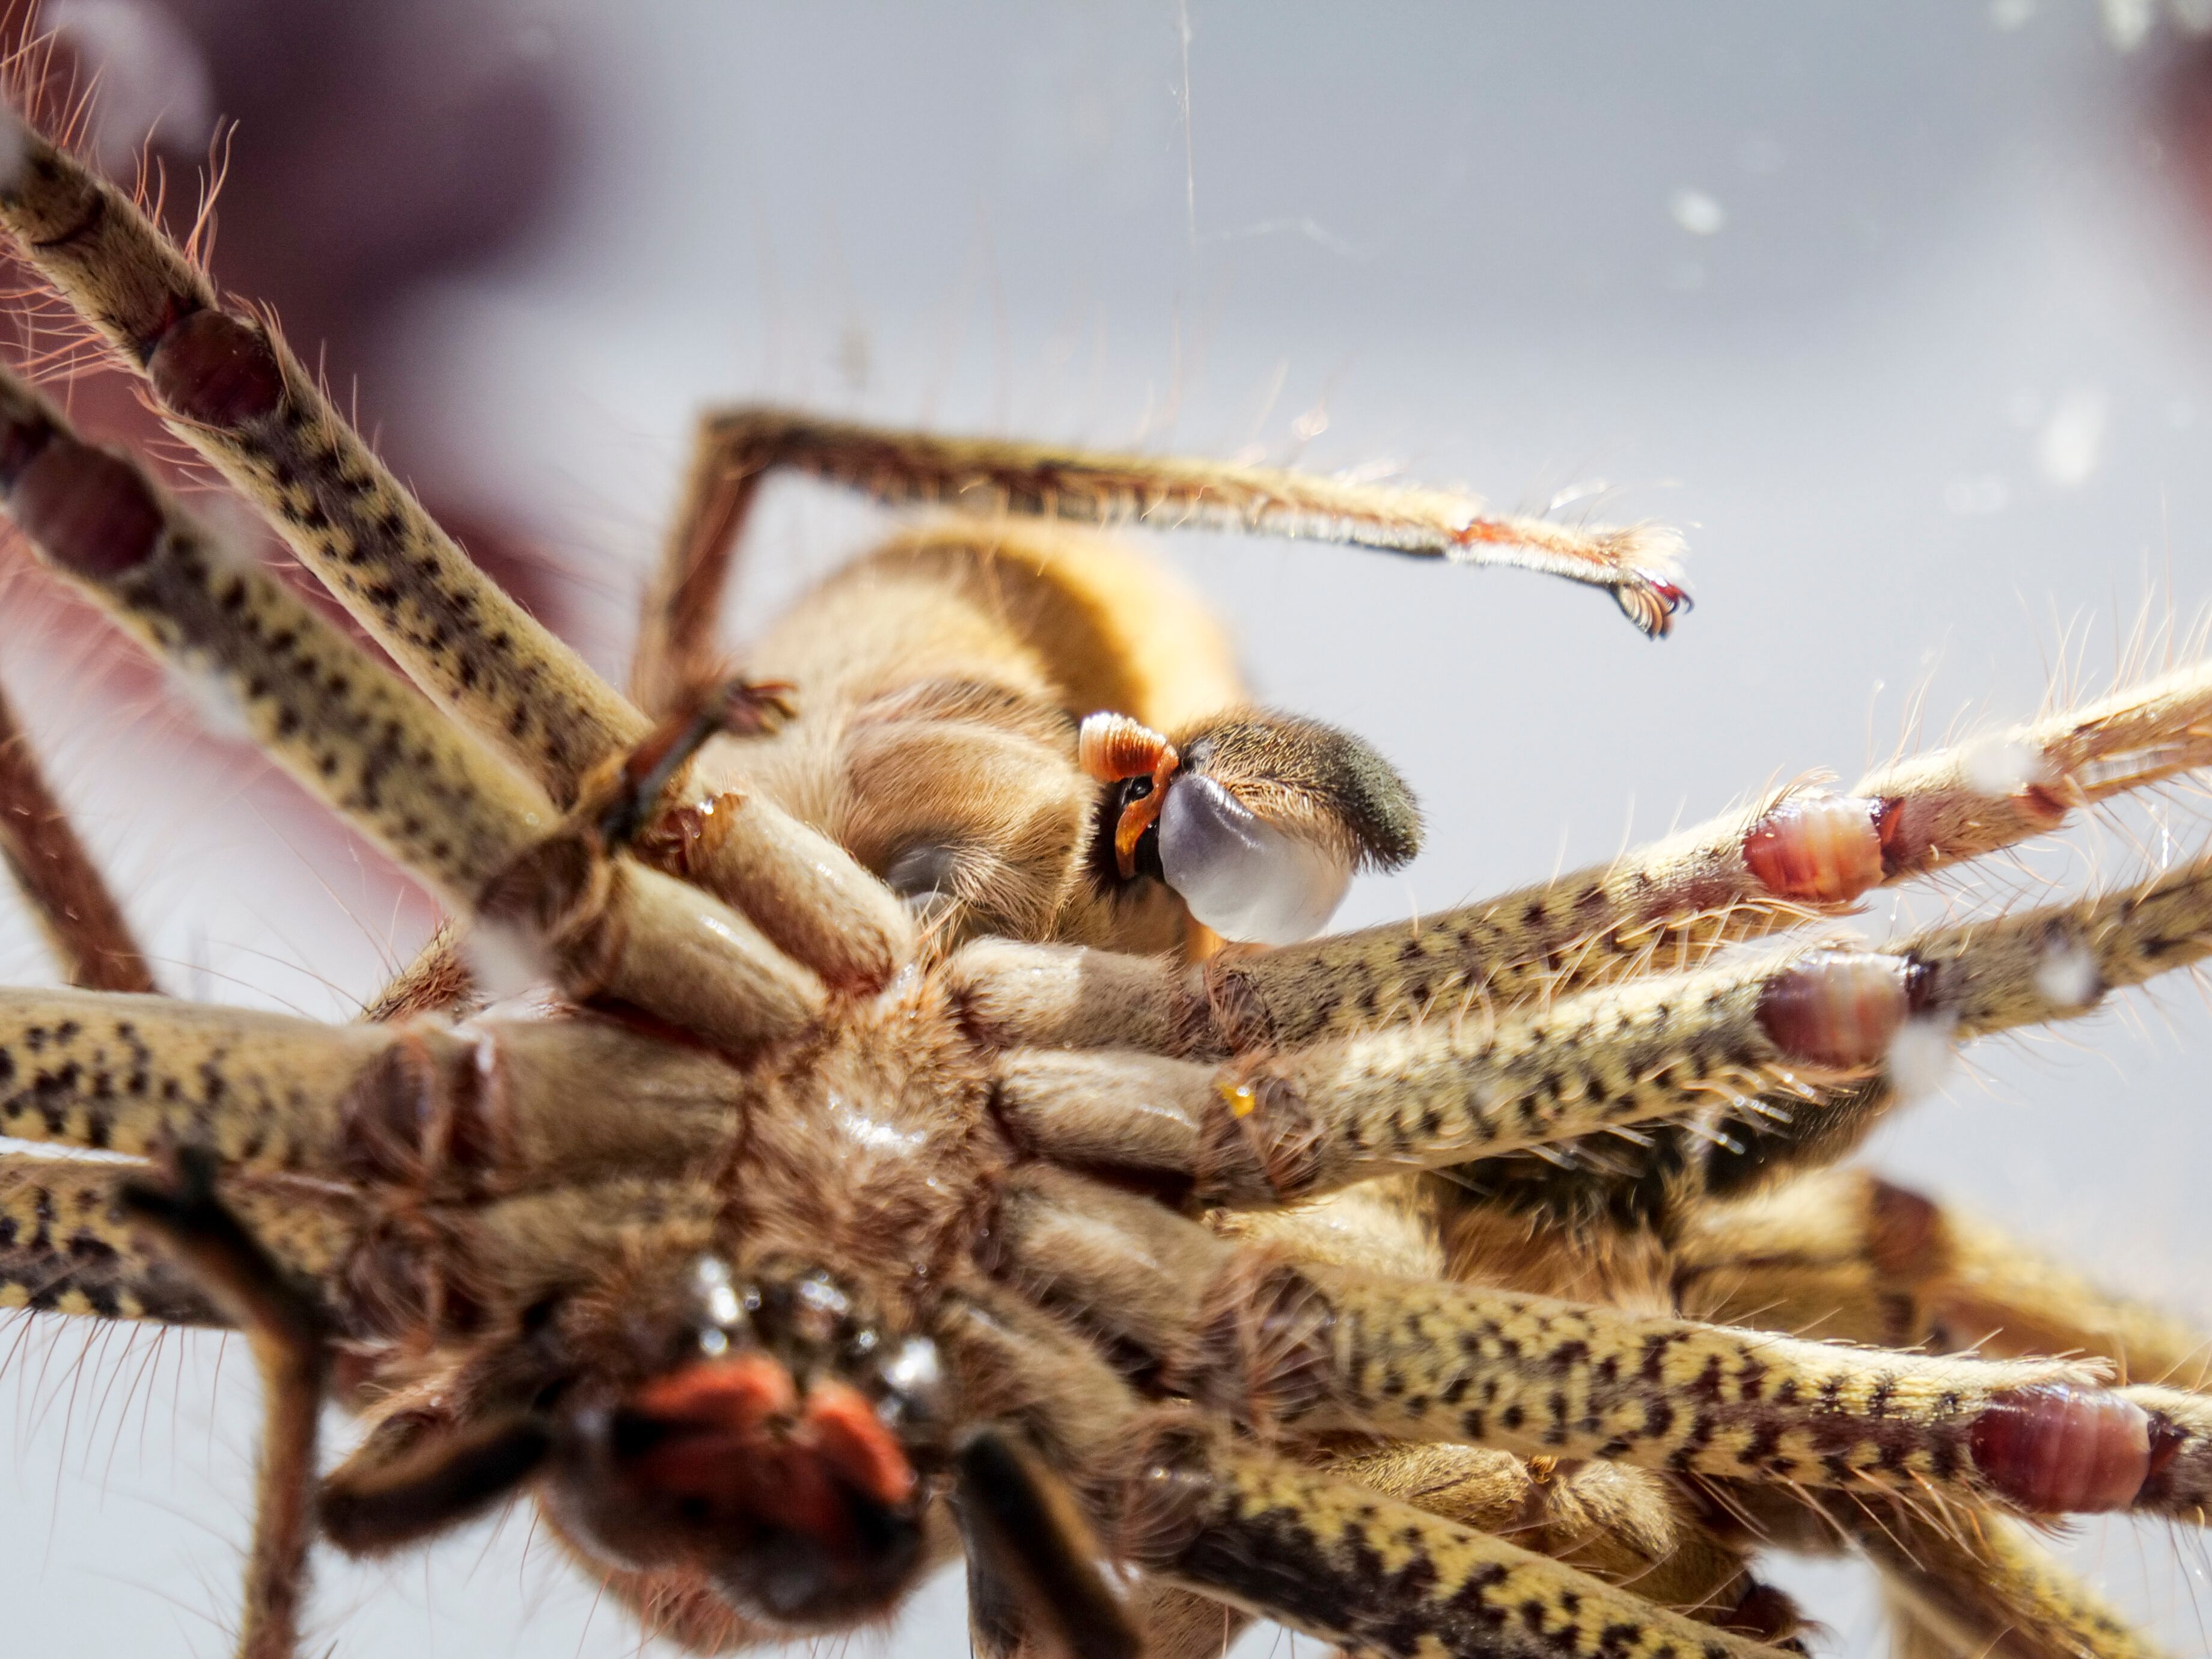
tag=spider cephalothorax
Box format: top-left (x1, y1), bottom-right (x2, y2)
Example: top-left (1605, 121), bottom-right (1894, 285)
top-left (7, 85), bottom-right (2212, 1659)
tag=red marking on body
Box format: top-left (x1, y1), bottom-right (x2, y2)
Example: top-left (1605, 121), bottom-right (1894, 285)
top-left (1742, 795), bottom-right (1884, 904)
top-left (10, 435), bottom-right (163, 578)
top-left (146, 309), bottom-right (285, 427)
top-left (623, 1357), bottom-right (914, 1545)
top-left (1754, 952), bottom-right (1907, 1072)
top-left (1970, 1383), bottom-right (2150, 1513)
top-left (803, 1381), bottom-right (917, 1508)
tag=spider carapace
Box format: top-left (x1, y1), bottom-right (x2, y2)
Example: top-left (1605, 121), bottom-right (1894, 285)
top-left (1, 88), bottom-right (2211, 1659)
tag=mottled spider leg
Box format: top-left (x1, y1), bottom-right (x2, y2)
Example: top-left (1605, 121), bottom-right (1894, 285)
top-left (1325, 1445), bottom-right (1793, 1643)
top-left (1, 1149), bottom-right (219, 1319)
top-left (992, 943), bottom-right (1929, 1206)
top-left (993, 836), bottom-right (2212, 1218)
top-left (992, 1172), bottom-right (2180, 1522)
top-left (0, 117), bottom-right (909, 1005)
top-left (0, 359), bottom-right (826, 1050)
top-left (118, 1147), bottom-right (332, 1659)
top-left (646, 406), bottom-right (1693, 637)
top-left (938, 1283), bottom-right (1792, 1659)
top-left (954, 656), bottom-right (2212, 1059)
top-left (1121, 1429), bottom-right (1793, 1659)
top-left (1675, 1168), bottom-right (2212, 1386)
top-left (0, 990), bottom-right (739, 1191)
top-left (0, 108), bottom-right (639, 802)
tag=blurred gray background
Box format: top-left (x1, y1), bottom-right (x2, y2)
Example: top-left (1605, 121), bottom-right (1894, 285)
top-left (5, 2), bottom-right (2212, 1653)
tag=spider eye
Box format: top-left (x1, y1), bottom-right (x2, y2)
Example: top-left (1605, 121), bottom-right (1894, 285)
top-left (1157, 772), bottom-right (1355, 945)
top-left (881, 840), bottom-right (962, 919)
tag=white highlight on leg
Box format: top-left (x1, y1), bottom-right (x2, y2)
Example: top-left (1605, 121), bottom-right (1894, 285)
top-left (459, 919), bottom-right (551, 1003)
top-left (1962, 736), bottom-right (2049, 798)
top-left (1886, 1015), bottom-right (1958, 1104)
top-left (166, 657), bottom-right (251, 744)
top-left (2035, 938), bottom-right (2101, 1010)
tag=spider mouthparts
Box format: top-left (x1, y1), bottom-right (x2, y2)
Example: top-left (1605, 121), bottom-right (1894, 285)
top-left (621, 1356), bottom-right (917, 1528)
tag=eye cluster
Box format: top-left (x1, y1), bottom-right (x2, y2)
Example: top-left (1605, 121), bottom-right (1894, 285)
top-left (688, 1255), bottom-right (949, 1434)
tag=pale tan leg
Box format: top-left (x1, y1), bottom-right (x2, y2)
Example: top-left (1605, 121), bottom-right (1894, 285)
top-left (1675, 1169), bottom-right (2212, 1388)
top-left (1856, 1502), bottom-right (2171, 1659)
top-left (641, 408), bottom-right (1692, 643)
top-left (0, 671), bottom-right (154, 991)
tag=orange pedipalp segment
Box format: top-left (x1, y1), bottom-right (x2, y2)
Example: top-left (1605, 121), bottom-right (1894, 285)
top-left (803, 1381), bottom-right (917, 1508)
top-left (1112, 765), bottom-right (1176, 881)
top-left (628, 1354), bottom-right (797, 1431)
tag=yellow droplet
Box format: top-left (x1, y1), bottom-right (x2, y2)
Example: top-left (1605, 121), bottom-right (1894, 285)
top-left (1218, 1080), bottom-right (1258, 1118)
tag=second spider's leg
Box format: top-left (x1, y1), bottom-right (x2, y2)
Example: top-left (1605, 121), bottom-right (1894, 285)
top-left (0, 670), bottom-right (154, 991)
top-left (118, 1147), bottom-right (332, 1659)
top-left (638, 406), bottom-right (1693, 637)
top-left (630, 412), bottom-right (778, 716)
top-left (1675, 1168), bottom-right (2212, 1386)
top-left (955, 655), bottom-right (2212, 1059)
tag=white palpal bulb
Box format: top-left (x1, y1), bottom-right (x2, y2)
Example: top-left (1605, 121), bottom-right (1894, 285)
top-left (1158, 773), bottom-right (1351, 945)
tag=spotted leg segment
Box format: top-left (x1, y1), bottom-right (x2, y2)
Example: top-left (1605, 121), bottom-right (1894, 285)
top-left (0, 108), bottom-right (640, 805)
top-left (0, 111), bottom-right (911, 1004)
top-left (991, 1173), bottom-right (2192, 1524)
top-left (1122, 1430), bottom-right (1791, 1659)
top-left (938, 1286), bottom-right (1795, 1659)
top-left (0, 355), bottom-right (825, 1051)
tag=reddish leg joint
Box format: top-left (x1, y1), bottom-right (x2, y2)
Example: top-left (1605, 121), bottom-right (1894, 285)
top-left (1753, 950), bottom-right (1932, 1074)
top-left (1741, 794), bottom-right (1884, 905)
top-left (1970, 1384), bottom-right (2153, 1513)
top-left (145, 308), bottom-right (286, 428)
